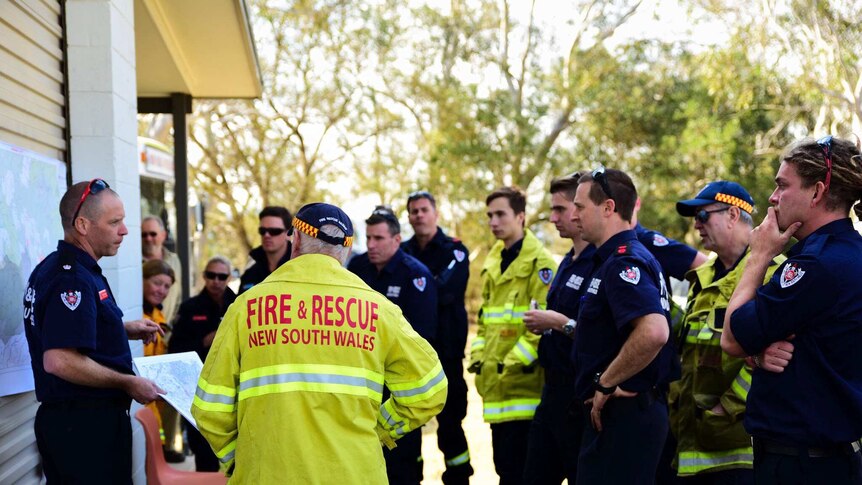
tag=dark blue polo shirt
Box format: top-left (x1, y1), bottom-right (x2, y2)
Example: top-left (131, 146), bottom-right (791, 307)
top-left (539, 244), bottom-right (596, 373)
top-left (169, 287), bottom-right (237, 361)
top-left (731, 218), bottom-right (862, 447)
top-left (402, 228), bottom-right (469, 358)
top-left (23, 241), bottom-right (132, 402)
top-left (635, 223), bottom-right (698, 282)
top-left (573, 230), bottom-right (677, 400)
top-left (347, 248), bottom-right (438, 343)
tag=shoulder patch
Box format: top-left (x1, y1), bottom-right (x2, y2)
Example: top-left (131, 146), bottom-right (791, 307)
top-left (619, 266), bottom-right (641, 285)
top-left (779, 262), bottom-right (805, 288)
top-left (616, 243), bottom-right (630, 255)
top-left (454, 249), bottom-right (466, 262)
top-left (538, 267), bottom-right (554, 285)
top-left (652, 234), bottom-right (669, 247)
top-left (413, 277), bottom-right (427, 292)
top-left (61, 290), bottom-right (82, 310)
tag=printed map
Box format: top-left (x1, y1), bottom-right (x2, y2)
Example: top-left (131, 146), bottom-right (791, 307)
top-left (0, 141), bottom-right (66, 396)
top-left (133, 351), bottom-right (204, 429)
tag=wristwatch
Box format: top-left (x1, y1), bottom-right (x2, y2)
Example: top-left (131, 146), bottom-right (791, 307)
top-left (562, 319), bottom-right (576, 337)
top-left (593, 371), bottom-right (617, 395)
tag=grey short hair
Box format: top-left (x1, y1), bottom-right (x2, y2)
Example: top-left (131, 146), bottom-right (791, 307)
top-left (296, 224), bottom-right (350, 263)
top-left (717, 202), bottom-right (754, 227)
top-left (142, 215), bottom-right (165, 231)
top-left (205, 255), bottom-right (232, 271)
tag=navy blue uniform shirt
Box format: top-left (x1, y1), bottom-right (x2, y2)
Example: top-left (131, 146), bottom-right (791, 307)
top-left (573, 230), bottom-right (678, 400)
top-left (169, 288), bottom-right (237, 361)
top-left (23, 241), bottom-right (132, 402)
top-left (540, 244), bottom-right (596, 373)
top-left (731, 218), bottom-right (862, 447)
top-left (402, 228), bottom-right (469, 358)
top-left (348, 248), bottom-right (438, 343)
top-left (635, 223), bottom-right (698, 282)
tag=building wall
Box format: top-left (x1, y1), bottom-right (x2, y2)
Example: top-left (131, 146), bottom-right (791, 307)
top-left (65, 0), bottom-right (147, 483)
top-left (0, 1), bottom-right (64, 483)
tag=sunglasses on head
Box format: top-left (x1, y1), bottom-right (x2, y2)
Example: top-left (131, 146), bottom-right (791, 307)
top-left (204, 271), bottom-right (229, 281)
top-left (258, 227), bottom-right (286, 237)
top-left (142, 231), bottom-right (159, 239)
top-left (407, 190), bottom-right (433, 202)
top-left (72, 178), bottom-right (110, 222)
top-left (591, 166), bottom-right (617, 212)
top-left (817, 135), bottom-right (834, 191)
top-left (694, 207), bottom-right (730, 223)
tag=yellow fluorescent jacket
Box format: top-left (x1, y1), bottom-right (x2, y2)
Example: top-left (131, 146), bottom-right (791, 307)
top-left (669, 251), bottom-right (784, 476)
top-left (191, 254), bottom-right (447, 484)
top-left (471, 229), bottom-right (556, 423)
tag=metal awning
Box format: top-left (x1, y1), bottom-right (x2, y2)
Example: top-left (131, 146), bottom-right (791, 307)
top-left (134, 0), bottom-right (262, 99)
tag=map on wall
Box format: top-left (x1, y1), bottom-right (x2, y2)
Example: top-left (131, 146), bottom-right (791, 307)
top-left (0, 141), bottom-right (67, 397)
top-left (133, 352), bottom-right (205, 429)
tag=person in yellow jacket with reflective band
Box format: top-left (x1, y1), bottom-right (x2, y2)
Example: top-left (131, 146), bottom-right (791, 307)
top-left (192, 203), bottom-right (448, 484)
top-left (669, 182), bottom-right (785, 483)
top-left (469, 187), bottom-right (556, 485)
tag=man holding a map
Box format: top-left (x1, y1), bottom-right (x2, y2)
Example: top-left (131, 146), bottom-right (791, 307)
top-left (192, 202), bottom-right (448, 484)
top-left (23, 179), bottom-right (165, 484)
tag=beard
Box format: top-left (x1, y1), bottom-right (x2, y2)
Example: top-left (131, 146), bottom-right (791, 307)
top-left (142, 242), bottom-right (160, 258)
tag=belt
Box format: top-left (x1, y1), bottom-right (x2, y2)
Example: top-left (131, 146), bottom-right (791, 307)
top-left (753, 437), bottom-right (862, 458)
top-left (41, 397), bottom-right (131, 410)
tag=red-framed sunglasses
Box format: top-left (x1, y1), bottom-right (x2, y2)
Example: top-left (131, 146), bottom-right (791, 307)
top-left (72, 178), bottom-right (110, 222)
top-left (817, 135), bottom-right (833, 192)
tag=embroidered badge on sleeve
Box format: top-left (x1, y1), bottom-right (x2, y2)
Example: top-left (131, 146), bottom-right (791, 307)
top-left (653, 234), bottom-right (669, 247)
top-left (780, 262), bottom-right (805, 288)
top-left (413, 277), bottom-right (427, 292)
top-left (61, 290), bottom-right (82, 311)
top-left (454, 249), bottom-right (466, 262)
top-left (538, 268), bottom-right (554, 285)
top-left (619, 267), bottom-right (641, 285)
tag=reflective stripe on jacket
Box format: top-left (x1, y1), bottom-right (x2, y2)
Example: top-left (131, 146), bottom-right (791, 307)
top-left (192, 254), bottom-right (447, 484)
top-left (471, 230), bottom-right (555, 423)
top-left (669, 251), bottom-right (783, 476)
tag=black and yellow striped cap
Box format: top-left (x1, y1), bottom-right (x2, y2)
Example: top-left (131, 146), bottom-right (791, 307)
top-left (292, 203), bottom-right (354, 247)
top-left (676, 180), bottom-right (754, 216)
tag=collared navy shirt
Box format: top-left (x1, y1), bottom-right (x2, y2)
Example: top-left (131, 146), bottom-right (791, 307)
top-left (539, 244), bottom-right (596, 374)
top-left (23, 241), bottom-right (132, 402)
top-left (169, 287), bottom-right (237, 361)
top-left (402, 227), bottom-right (469, 358)
top-left (635, 223), bottom-right (698, 284)
top-left (573, 230), bottom-right (677, 400)
top-left (731, 218), bottom-right (862, 447)
top-left (347, 248), bottom-right (438, 343)
top-left (500, 238), bottom-right (524, 274)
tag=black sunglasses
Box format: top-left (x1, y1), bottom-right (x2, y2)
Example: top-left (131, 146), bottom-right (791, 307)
top-left (204, 271), bottom-right (229, 281)
top-left (258, 227), bottom-right (286, 237)
top-left (142, 231), bottom-right (159, 239)
top-left (816, 135), bottom-right (834, 191)
top-left (72, 178), bottom-right (110, 221)
top-left (591, 167), bottom-right (617, 212)
top-left (694, 207), bottom-right (730, 223)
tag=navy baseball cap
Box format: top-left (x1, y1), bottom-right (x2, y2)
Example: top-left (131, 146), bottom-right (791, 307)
top-left (293, 203), bottom-right (354, 247)
top-left (676, 181), bottom-right (755, 216)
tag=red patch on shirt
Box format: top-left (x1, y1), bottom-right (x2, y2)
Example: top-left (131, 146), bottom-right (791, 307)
top-left (192, 315), bottom-right (207, 321)
top-left (617, 245), bottom-right (627, 254)
top-left (98, 289), bottom-right (108, 301)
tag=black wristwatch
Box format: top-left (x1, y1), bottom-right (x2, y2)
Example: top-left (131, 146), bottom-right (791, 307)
top-left (562, 319), bottom-right (576, 337)
top-left (593, 371), bottom-right (617, 395)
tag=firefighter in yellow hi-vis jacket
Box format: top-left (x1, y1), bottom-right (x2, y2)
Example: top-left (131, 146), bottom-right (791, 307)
top-left (469, 187), bottom-right (556, 485)
top-left (192, 203), bottom-right (448, 484)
